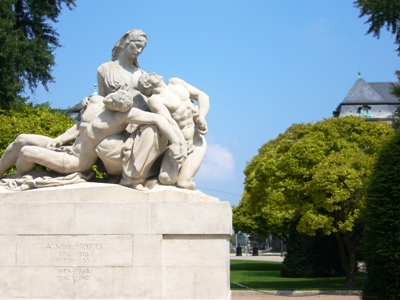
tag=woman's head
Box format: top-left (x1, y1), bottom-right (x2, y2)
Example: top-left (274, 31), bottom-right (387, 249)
top-left (112, 29), bottom-right (147, 67)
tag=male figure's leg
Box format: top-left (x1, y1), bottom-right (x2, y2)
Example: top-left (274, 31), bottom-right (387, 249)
top-left (16, 146), bottom-right (82, 175)
top-left (176, 134), bottom-right (207, 190)
top-left (0, 134), bottom-right (53, 176)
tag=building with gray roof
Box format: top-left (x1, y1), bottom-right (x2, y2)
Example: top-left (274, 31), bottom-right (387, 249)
top-left (333, 77), bottom-right (399, 122)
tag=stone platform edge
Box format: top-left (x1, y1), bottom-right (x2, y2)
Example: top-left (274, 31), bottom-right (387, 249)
top-left (0, 182), bottom-right (220, 203)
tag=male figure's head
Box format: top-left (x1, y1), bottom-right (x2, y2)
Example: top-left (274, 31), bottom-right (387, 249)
top-left (103, 89), bottom-right (133, 112)
top-left (137, 73), bottom-right (164, 97)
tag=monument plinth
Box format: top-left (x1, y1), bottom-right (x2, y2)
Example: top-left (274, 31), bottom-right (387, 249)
top-left (0, 183), bottom-right (232, 300)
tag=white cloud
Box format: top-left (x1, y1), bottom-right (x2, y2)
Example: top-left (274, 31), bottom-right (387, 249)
top-left (196, 143), bottom-right (235, 181)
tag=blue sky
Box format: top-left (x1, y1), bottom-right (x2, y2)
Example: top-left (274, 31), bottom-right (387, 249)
top-left (27, 1), bottom-right (399, 206)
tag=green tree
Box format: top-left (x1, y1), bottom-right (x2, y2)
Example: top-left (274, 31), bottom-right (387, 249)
top-left (354, 0), bottom-right (400, 55)
top-left (354, 1), bottom-right (400, 127)
top-left (233, 116), bottom-right (394, 286)
top-left (362, 130), bottom-right (400, 300)
top-left (0, 0), bottom-right (76, 109)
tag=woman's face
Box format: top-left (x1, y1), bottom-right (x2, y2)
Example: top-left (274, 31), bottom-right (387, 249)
top-left (125, 37), bottom-right (147, 60)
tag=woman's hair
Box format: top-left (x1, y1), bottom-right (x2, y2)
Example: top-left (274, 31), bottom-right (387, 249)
top-left (111, 29), bottom-right (147, 67)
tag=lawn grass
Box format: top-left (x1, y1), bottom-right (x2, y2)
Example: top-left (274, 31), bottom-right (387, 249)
top-left (230, 260), bottom-right (365, 291)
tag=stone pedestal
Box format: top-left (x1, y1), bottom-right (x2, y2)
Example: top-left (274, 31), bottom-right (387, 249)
top-left (0, 183), bottom-right (232, 300)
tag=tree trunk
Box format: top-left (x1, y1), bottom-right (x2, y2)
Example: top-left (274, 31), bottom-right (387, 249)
top-left (335, 232), bottom-right (358, 287)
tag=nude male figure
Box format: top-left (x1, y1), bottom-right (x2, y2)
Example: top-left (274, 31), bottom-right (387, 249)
top-left (137, 73), bottom-right (209, 190)
top-left (4, 90), bottom-right (186, 189)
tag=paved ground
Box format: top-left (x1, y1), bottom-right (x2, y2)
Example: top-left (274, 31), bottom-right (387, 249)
top-left (230, 253), bottom-right (284, 262)
top-left (230, 254), bottom-right (361, 300)
top-left (231, 292), bottom-right (361, 300)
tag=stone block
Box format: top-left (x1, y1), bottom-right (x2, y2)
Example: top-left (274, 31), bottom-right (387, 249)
top-left (133, 234), bottom-right (163, 267)
top-left (194, 267), bottom-right (231, 299)
top-left (0, 236), bottom-right (16, 266)
top-left (0, 267), bottom-right (72, 298)
top-left (74, 202), bottom-right (152, 234)
top-left (0, 202), bottom-right (74, 234)
top-left (152, 202), bottom-right (232, 234)
top-left (72, 267), bottom-right (162, 299)
top-left (163, 235), bottom-right (230, 267)
top-left (0, 183), bottom-right (232, 300)
top-left (162, 266), bottom-right (196, 299)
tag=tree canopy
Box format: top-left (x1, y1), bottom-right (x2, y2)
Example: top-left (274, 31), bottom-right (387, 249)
top-left (233, 116), bottom-right (394, 286)
top-left (0, 0), bottom-right (76, 109)
top-left (354, 0), bottom-right (400, 55)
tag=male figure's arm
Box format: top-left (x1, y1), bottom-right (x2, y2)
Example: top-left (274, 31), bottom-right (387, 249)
top-left (48, 93), bottom-right (103, 149)
top-left (124, 108), bottom-right (187, 163)
top-left (48, 123), bottom-right (79, 148)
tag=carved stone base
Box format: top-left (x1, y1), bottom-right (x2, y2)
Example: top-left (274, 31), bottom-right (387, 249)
top-left (0, 183), bottom-right (232, 300)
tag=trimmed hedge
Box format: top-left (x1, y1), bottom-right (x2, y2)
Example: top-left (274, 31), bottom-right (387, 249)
top-left (362, 130), bottom-right (400, 299)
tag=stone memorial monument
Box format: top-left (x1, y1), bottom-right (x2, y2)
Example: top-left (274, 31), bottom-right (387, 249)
top-left (0, 29), bottom-right (232, 300)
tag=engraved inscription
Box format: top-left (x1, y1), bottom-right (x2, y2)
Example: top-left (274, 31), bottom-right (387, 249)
top-left (45, 242), bottom-right (104, 265)
top-left (57, 268), bottom-right (90, 281)
top-left (17, 235), bottom-right (132, 267)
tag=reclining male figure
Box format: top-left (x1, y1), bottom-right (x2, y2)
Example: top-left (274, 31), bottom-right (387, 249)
top-left (138, 73), bottom-right (209, 190)
top-left (0, 90), bottom-right (186, 189)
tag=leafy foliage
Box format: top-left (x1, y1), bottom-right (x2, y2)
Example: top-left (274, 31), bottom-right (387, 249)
top-left (0, 103), bottom-right (74, 173)
top-left (233, 116), bottom-right (394, 286)
top-left (362, 130), bottom-right (400, 300)
top-left (281, 221), bottom-right (344, 278)
top-left (0, 0), bottom-right (76, 109)
top-left (390, 71), bottom-right (400, 130)
top-left (354, 0), bottom-right (400, 55)
top-left (353, 1), bottom-right (400, 128)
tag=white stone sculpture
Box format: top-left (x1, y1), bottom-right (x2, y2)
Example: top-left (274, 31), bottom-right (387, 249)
top-left (138, 72), bottom-right (209, 190)
top-left (0, 29), bottom-right (210, 191)
top-left (0, 90), bottom-right (186, 190)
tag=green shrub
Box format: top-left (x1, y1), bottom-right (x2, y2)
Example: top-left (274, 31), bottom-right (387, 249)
top-left (0, 103), bottom-right (75, 174)
top-left (362, 130), bottom-right (400, 300)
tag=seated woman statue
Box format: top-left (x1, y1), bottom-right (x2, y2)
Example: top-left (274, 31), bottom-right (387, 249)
top-left (95, 29), bottom-right (172, 189)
